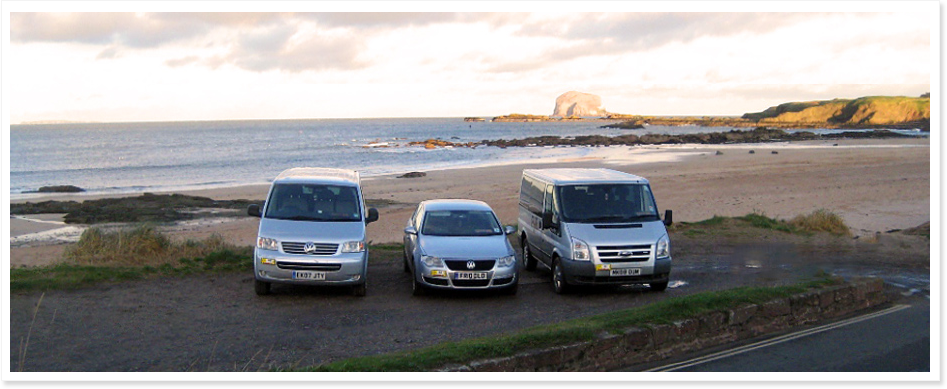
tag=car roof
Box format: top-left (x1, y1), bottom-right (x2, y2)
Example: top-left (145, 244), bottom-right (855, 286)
top-left (420, 199), bottom-right (494, 212)
top-left (273, 167), bottom-right (360, 185)
top-left (523, 168), bottom-right (648, 185)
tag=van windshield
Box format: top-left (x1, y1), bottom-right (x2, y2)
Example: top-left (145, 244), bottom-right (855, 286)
top-left (264, 183), bottom-right (362, 222)
top-left (558, 184), bottom-right (659, 223)
top-left (422, 210), bottom-right (503, 236)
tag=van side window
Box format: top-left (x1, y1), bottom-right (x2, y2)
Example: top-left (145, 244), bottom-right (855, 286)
top-left (543, 184), bottom-right (559, 224)
top-left (520, 175), bottom-right (544, 215)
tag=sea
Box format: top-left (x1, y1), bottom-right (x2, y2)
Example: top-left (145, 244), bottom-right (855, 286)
top-left (8, 118), bottom-right (924, 199)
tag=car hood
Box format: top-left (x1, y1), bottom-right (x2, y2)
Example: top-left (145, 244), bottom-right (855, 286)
top-left (419, 235), bottom-right (513, 259)
top-left (564, 221), bottom-right (668, 246)
top-left (257, 218), bottom-right (365, 243)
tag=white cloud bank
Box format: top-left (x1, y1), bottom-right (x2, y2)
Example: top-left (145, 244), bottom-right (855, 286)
top-left (6, 7), bottom-right (934, 123)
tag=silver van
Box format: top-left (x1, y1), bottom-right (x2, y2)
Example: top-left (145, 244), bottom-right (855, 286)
top-left (517, 168), bottom-right (672, 294)
top-left (248, 168), bottom-right (379, 296)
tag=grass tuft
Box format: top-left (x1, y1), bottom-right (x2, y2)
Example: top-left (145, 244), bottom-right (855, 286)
top-left (64, 225), bottom-right (234, 267)
top-left (788, 209), bottom-right (851, 236)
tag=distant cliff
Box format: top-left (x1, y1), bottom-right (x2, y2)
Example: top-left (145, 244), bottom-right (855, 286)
top-left (742, 96), bottom-right (930, 128)
top-left (552, 91), bottom-right (605, 117)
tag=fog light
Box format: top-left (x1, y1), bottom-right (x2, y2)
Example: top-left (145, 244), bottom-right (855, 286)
top-left (352, 274), bottom-right (361, 281)
top-left (258, 270), bottom-right (267, 277)
top-left (431, 270), bottom-right (447, 277)
top-left (261, 258), bottom-right (276, 265)
top-left (596, 264), bottom-right (611, 271)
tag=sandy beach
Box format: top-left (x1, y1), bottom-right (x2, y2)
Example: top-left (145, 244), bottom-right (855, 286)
top-left (10, 137), bottom-right (930, 268)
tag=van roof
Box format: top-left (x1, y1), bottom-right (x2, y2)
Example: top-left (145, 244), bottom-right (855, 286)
top-left (523, 168), bottom-right (648, 185)
top-left (274, 167), bottom-right (360, 185)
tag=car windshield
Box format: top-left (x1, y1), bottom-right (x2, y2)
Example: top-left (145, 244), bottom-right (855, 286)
top-left (558, 184), bottom-right (660, 223)
top-left (264, 183), bottom-right (362, 222)
top-left (421, 210), bottom-right (503, 236)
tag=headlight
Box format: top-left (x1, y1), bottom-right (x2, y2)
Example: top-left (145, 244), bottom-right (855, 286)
top-left (498, 255), bottom-right (515, 267)
top-left (421, 255), bottom-right (443, 267)
top-left (257, 237), bottom-right (279, 251)
top-left (341, 240), bottom-right (366, 253)
top-left (572, 238), bottom-right (590, 261)
top-left (656, 234), bottom-right (670, 259)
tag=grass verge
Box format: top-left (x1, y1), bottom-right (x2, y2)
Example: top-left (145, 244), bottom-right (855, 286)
top-left (12, 247), bottom-right (253, 292)
top-left (295, 276), bottom-right (841, 372)
top-left (671, 210), bottom-right (849, 236)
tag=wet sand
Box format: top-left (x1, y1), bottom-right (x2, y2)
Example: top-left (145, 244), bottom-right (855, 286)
top-left (9, 138), bottom-right (931, 267)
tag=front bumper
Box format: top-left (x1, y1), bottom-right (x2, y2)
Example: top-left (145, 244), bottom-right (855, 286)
top-left (417, 263), bottom-right (518, 290)
top-left (253, 248), bottom-right (367, 286)
top-left (562, 256), bottom-right (671, 286)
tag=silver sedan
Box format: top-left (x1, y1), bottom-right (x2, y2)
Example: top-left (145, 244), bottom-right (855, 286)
top-left (403, 199), bottom-right (518, 295)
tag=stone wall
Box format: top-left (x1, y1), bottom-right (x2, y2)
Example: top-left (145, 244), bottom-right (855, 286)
top-left (441, 279), bottom-right (889, 372)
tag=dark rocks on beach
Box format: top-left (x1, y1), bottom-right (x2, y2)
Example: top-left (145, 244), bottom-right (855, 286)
top-left (715, 150), bottom-right (724, 155)
top-left (398, 172), bottom-right (427, 179)
top-left (749, 150), bottom-right (755, 154)
top-left (481, 128), bottom-right (916, 149)
top-left (36, 185), bottom-right (85, 193)
top-left (772, 151), bottom-right (779, 154)
top-left (11, 193), bottom-right (262, 224)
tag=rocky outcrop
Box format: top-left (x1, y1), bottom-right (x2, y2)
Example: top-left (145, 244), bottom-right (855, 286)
top-left (36, 185), bottom-right (85, 193)
top-left (552, 91), bottom-right (605, 117)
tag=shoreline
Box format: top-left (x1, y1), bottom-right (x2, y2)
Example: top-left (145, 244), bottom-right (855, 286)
top-left (9, 137), bottom-right (928, 202)
top-left (9, 138), bottom-right (930, 268)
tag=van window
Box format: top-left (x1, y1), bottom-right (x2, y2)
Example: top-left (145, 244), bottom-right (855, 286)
top-left (520, 175), bottom-right (545, 215)
top-left (557, 184), bottom-right (659, 223)
top-left (265, 183), bottom-right (362, 222)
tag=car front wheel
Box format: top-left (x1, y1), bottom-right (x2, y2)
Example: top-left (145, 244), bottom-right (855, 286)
top-left (552, 259), bottom-right (571, 294)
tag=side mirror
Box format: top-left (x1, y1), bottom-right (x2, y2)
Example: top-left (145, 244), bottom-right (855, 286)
top-left (541, 211), bottom-right (558, 230)
top-left (404, 226), bottom-right (418, 235)
top-left (366, 208), bottom-right (379, 224)
top-left (248, 204), bottom-right (262, 218)
top-left (504, 225), bottom-right (517, 235)
top-left (663, 209), bottom-right (673, 226)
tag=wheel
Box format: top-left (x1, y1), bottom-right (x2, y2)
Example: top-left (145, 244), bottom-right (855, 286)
top-left (254, 279), bottom-right (271, 296)
top-left (650, 280), bottom-right (669, 292)
top-left (403, 251), bottom-right (411, 273)
top-left (522, 238), bottom-right (537, 271)
top-left (412, 276), bottom-right (426, 296)
top-left (552, 259), bottom-right (571, 294)
top-left (501, 281), bottom-right (518, 296)
top-left (353, 283), bottom-right (367, 297)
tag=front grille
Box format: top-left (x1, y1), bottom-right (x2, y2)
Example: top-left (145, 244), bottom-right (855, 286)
top-left (281, 242), bottom-right (339, 256)
top-left (444, 259), bottom-right (496, 271)
top-left (452, 279), bottom-right (491, 287)
top-left (423, 277), bottom-right (450, 286)
top-left (276, 261), bottom-right (342, 271)
top-left (596, 244), bottom-right (651, 263)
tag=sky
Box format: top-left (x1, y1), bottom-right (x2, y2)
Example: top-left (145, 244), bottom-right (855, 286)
top-left (3, 2), bottom-right (936, 123)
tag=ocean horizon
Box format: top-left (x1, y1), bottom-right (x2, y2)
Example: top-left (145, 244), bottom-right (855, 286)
top-left (10, 117), bottom-right (923, 200)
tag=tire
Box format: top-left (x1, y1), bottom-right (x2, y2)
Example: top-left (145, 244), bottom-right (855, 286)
top-left (412, 276), bottom-right (426, 296)
top-left (403, 251), bottom-right (411, 273)
top-left (353, 283), bottom-right (367, 297)
top-left (650, 280), bottom-right (669, 292)
top-left (254, 279), bottom-right (271, 296)
top-left (522, 238), bottom-right (537, 271)
top-left (552, 259), bottom-right (571, 294)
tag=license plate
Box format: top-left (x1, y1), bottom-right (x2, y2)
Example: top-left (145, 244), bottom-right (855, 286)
top-left (293, 271), bottom-right (326, 280)
top-left (454, 272), bottom-right (488, 280)
top-left (610, 268), bottom-right (641, 277)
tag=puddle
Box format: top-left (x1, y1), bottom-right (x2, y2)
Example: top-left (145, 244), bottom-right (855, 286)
top-left (667, 280), bottom-right (688, 289)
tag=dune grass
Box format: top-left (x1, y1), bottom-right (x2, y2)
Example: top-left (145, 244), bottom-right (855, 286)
top-left (297, 276), bottom-right (841, 372)
top-left (13, 225), bottom-right (253, 292)
top-left (671, 210), bottom-right (850, 237)
top-left (64, 225), bottom-right (236, 267)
